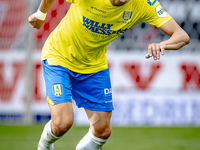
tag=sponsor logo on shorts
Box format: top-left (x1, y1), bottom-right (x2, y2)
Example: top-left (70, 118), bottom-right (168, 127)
top-left (104, 88), bottom-right (112, 97)
top-left (156, 5), bottom-right (167, 17)
top-left (52, 84), bottom-right (63, 97)
top-left (105, 100), bottom-right (113, 103)
top-left (147, 0), bottom-right (157, 6)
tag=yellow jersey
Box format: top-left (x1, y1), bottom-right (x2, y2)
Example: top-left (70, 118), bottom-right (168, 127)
top-left (41, 0), bottom-right (172, 73)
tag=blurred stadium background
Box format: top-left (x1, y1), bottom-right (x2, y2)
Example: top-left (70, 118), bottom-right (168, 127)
top-left (0, 0), bottom-right (200, 149)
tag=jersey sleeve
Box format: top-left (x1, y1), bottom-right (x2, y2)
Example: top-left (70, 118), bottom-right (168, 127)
top-left (141, 0), bottom-right (172, 28)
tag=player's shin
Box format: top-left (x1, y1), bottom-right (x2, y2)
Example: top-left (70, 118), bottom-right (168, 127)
top-left (76, 129), bottom-right (107, 150)
top-left (37, 120), bottom-right (61, 150)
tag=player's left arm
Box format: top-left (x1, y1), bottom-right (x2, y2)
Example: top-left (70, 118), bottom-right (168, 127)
top-left (148, 18), bottom-right (190, 60)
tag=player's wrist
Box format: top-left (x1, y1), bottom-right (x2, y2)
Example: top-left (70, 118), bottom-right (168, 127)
top-left (35, 9), bottom-right (47, 21)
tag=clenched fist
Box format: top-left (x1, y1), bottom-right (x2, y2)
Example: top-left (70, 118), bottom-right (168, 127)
top-left (28, 13), bottom-right (45, 30)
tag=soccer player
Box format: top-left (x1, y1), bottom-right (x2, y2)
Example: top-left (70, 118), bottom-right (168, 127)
top-left (28, 0), bottom-right (190, 149)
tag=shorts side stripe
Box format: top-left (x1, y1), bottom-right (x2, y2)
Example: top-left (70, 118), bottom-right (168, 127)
top-left (47, 96), bottom-right (55, 105)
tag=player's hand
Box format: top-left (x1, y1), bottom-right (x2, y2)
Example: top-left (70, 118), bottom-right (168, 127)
top-left (28, 13), bottom-right (45, 30)
top-left (147, 43), bottom-right (165, 60)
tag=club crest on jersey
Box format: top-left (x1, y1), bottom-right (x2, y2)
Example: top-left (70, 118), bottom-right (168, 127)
top-left (52, 84), bottom-right (63, 97)
top-left (122, 10), bottom-right (133, 22)
top-left (147, 0), bottom-right (157, 6)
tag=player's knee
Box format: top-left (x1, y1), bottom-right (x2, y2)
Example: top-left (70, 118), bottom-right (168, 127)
top-left (52, 117), bottom-right (73, 136)
top-left (102, 126), bottom-right (112, 139)
top-left (94, 124), bottom-right (112, 139)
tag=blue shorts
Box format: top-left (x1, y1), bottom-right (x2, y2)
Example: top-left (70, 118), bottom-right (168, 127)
top-left (42, 60), bottom-right (114, 111)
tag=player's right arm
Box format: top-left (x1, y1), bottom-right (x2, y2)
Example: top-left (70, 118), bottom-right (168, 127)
top-left (28, 0), bottom-right (55, 29)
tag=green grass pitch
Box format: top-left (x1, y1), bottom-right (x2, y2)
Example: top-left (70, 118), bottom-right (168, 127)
top-left (0, 124), bottom-right (200, 150)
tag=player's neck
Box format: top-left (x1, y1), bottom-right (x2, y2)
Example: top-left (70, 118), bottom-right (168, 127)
top-left (109, 0), bottom-right (130, 6)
